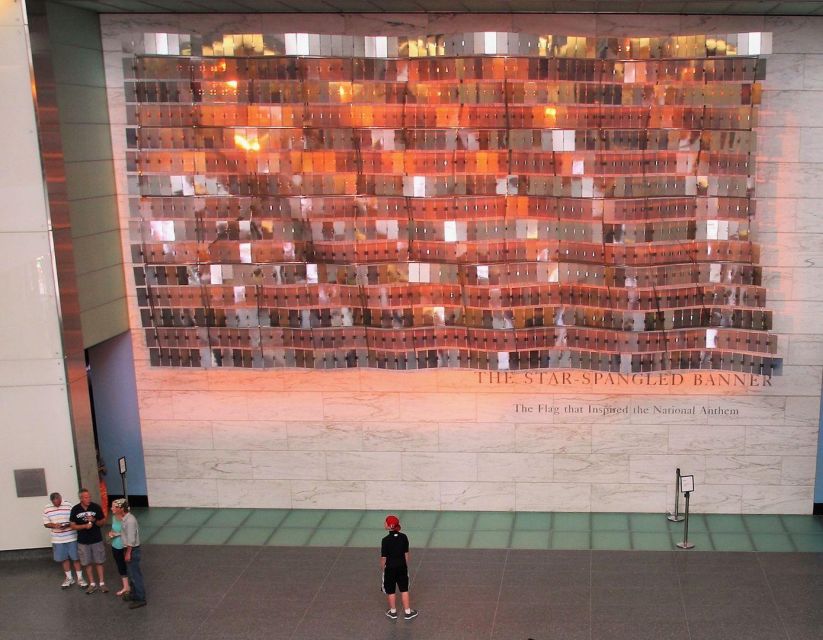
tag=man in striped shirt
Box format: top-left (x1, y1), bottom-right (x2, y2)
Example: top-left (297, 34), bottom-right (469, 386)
top-left (42, 492), bottom-right (87, 589)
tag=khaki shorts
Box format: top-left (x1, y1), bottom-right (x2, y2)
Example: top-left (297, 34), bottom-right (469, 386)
top-left (78, 541), bottom-right (106, 566)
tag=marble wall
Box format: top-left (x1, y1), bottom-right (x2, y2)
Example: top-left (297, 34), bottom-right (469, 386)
top-left (102, 13), bottom-right (823, 514)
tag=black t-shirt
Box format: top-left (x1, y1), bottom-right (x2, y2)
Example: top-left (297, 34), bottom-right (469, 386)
top-left (381, 531), bottom-right (409, 569)
top-left (70, 502), bottom-right (104, 544)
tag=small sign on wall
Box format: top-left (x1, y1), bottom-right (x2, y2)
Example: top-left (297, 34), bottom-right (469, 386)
top-left (13, 468), bottom-right (47, 498)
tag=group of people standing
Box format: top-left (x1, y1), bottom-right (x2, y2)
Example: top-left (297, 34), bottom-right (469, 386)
top-left (42, 489), bottom-right (146, 609)
top-left (44, 499), bottom-right (416, 620)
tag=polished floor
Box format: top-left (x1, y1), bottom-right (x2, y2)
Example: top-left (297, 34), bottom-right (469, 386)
top-left (2, 545), bottom-right (822, 640)
top-left (134, 507), bottom-right (823, 552)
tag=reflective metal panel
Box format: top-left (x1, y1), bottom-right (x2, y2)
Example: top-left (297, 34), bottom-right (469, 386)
top-left (125, 31), bottom-right (780, 374)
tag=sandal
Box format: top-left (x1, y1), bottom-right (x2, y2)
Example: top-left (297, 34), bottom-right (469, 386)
top-left (116, 589), bottom-right (131, 597)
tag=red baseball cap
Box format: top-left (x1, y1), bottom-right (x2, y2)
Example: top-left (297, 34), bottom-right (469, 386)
top-left (385, 515), bottom-right (401, 531)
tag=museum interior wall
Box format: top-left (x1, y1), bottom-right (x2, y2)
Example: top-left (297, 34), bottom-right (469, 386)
top-left (99, 12), bottom-right (823, 514)
top-left (0, 0), bottom-right (82, 551)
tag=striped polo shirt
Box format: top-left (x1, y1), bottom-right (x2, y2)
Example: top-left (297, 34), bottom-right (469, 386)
top-left (42, 501), bottom-right (77, 544)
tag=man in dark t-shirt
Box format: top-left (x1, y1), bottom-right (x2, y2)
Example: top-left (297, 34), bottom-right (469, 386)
top-left (380, 515), bottom-right (418, 621)
top-left (70, 489), bottom-right (107, 594)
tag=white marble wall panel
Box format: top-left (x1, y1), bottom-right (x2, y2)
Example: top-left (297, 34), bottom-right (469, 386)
top-left (322, 392), bottom-right (400, 422)
top-left (756, 127), bottom-right (800, 165)
top-left (402, 453), bottom-right (477, 482)
top-left (246, 391), bottom-right (323, 421)
top-left (781, 456), bottom-right (817, 486)
top-left (287, 421), bottom-right (363, 451)
top-left (803, 55), bottom-right (823, 89)
top-left (397, 393), bottom-right (476, 422)
top-left (553, 454), bottom-right (629, 483)
top-left (591, 485), bottom-right (668, 513)
top-left (212, 421), bottom-right (288, 451)
top-left (515, 483), bottom-right (592, 512)
top-left (143, 450), bottom-right (178, 479)
top-left (798, 130), bottom-right (823, 164)
top-left (746, 426), bottom-right (819, 455)
top-left (681, 485), bottom-right (744, 514)
top-left (251, 451), bottom-right (326, 480)
top-left (147, 478), bottom-right (218, 507)
top-left (751, 197), bottom-right (789, 234)
top-left (177, 450), bottom-right (252, 479)
top-left (440, 482), bottom-right (515, 511)
top-left (172, 390), bottom-right (248, 421)
top-left (766, 16), bottom-right (823, 54)
top-left (784, 396), bottom-right (821, 426)
top-left (104, 13), bottom-right (823, 514)
top-left (362, 422), bottom-right (439, 451)
top-left (515, 423), bottom-right (592, 453)
top-left (477, 453), bottom-right (554, 482)
top-left (217, 479), bottom-right (292, 509)
top-left (141, 419), bottom-right (214, 450)
top-left (742, 485), bottom-right (814, 514)
top-left (365, 481), bottom-right (440, 511)
top-left (291, 481), bottom-right (365, 509)
top-left (629, 455), bottom-right (707, 484)
top-left (792, 274), bottom-right (823, 302)
top-left (439, 421), bottom-right (515, 452)
top-left (764, 54), bottom-right (807, 91)
top-left (662, 427), bottom-right (751, 460)
top-left (705, 456), bottom-right (783, 485)
top-left (326, 451), bottom-right (401, 481)
top-left (591, 425), bottom-right (668, 454)
top-left (794, 199), bottom-right (823, 235)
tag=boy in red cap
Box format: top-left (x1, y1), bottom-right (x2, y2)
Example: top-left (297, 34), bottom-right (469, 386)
top-left (380, 515), bottom-right (418, 620)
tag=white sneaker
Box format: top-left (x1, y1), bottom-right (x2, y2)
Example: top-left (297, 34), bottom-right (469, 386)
top-left (77, 578), bottom-right (88, 588)
top-left (61, 577), bottom-right (75, 589)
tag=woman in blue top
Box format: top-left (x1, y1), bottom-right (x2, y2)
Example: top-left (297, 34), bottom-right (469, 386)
top-left (107, 499), bottom-right (130, 597)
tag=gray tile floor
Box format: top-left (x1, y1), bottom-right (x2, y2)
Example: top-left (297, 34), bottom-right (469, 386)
top-left (3, 545), bottom-right (822, 640)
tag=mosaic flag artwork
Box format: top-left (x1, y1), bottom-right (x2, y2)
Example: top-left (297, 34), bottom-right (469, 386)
top-left (127, 31), bottom-right (781, 373)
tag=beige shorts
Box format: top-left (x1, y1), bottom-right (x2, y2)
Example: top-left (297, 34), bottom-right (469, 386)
top-left (78, 541), bottom-right (106, 566)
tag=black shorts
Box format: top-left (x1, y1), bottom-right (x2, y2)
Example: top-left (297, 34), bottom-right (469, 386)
top-left (382, 567), bottom-right (409, 594)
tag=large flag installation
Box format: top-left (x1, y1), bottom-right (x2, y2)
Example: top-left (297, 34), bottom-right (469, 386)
top-left (127, 32), bottom-right (781, 374)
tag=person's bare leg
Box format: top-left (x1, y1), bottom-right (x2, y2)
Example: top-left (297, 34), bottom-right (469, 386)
top-left (84, 565), bottom-right (94, 584)
top-left (118, 575), bottom-right (130, 595)
top-left (401, 592), bottom-right (411, 611)
top-left (387, 593), bottom-right (397, 610)
top-left (95, 564), bottom-right (105, 584)
top-left (62, 560), bottom-right (70, 573)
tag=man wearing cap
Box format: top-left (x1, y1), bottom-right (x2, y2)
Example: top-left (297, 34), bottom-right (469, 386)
top-left (380, 515), bottom-right (418, 621)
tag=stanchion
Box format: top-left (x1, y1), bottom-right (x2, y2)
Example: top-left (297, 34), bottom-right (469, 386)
top-left (667, 467), bottom-right (685, 522)
top-left (676, 491), bottom-right (695, 549)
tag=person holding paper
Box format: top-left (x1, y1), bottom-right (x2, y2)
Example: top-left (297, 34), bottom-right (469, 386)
top-left (42, 492), bottom-right (87, 589)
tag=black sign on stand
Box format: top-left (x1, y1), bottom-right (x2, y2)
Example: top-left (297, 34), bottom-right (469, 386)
top-left (118, 456), bottom-right (128, 500)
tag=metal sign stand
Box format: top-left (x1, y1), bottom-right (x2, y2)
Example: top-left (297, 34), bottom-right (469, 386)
top-left (676, 491), bottom-right (695, 549)
top-left (667, 467), bottom-right (685, 522)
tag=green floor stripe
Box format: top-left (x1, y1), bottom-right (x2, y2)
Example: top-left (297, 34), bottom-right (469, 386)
top-left (134, 508), bottom-right (823, 552)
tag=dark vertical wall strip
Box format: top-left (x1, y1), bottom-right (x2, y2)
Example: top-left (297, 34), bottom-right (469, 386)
top-left (27, 0), bottom-right (100, 496)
